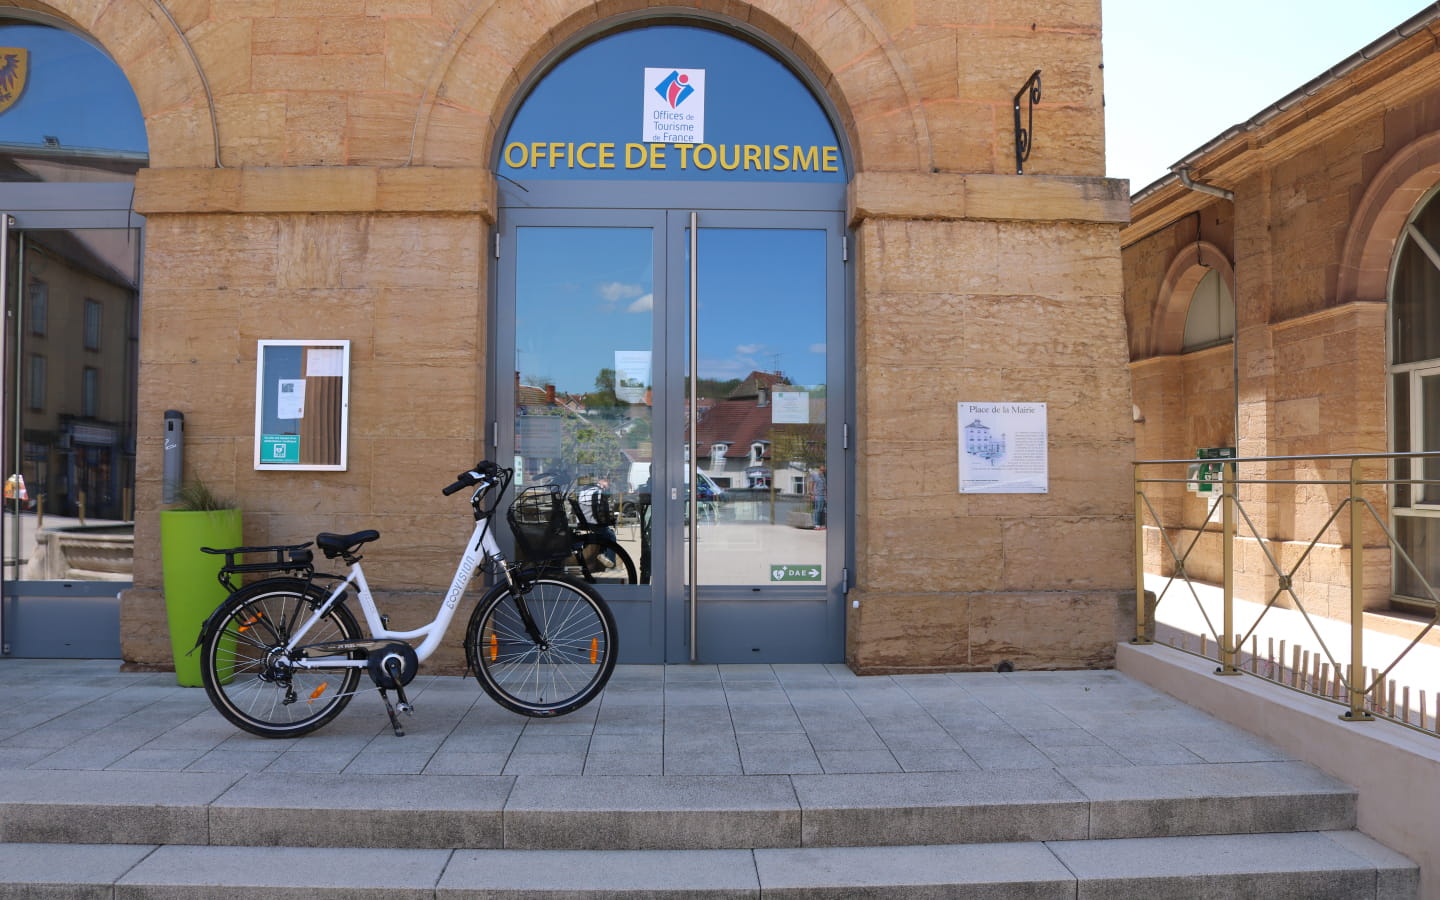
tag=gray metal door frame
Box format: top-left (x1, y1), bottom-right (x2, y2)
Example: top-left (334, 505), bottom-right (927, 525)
top-left (494, 187), bottom-right (850, 664)
top-left (664, 207), bottom-right (847, 664)
top-left (1, 183), bottom-right (144, 658)
top-left (492, 207), bottom-right (671, 662)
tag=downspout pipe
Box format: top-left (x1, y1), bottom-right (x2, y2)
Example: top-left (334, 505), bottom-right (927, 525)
top-left (1174, 166), bottom-right (1234, 202)
top-left (1172, 165), bottom-right (1240, 451)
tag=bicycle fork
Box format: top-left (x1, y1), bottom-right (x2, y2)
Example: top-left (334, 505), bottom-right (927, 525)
top-left (500, 567), bottom-right (549, 649)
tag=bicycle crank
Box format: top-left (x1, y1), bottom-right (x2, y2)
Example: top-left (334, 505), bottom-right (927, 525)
top-left (366, 642), bottom-right (419, 737)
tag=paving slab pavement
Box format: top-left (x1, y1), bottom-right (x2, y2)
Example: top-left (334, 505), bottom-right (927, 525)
top-left (0, 658), bottom-right (1303, 781)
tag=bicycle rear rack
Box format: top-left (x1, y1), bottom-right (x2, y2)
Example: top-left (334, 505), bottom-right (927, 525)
top-left (202, 542), bottom-right (316, 592)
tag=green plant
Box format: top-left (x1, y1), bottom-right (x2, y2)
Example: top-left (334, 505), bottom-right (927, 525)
top-left (173, 480), bottom-right (237, 512)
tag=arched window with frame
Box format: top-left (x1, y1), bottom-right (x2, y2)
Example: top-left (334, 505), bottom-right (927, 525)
top-left (1389, 187), bottom-right (1440, 609)
top-left (1181, 267), bottom-right (1236, 352)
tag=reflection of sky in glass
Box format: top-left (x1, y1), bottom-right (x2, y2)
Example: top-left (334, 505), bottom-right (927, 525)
top-left (0, 23), bottom-right (147, 151)
top-left (503, 25), bottom-right (841, 183)
top-left (515, 226), bottom-right (826, 393)
top-left (259, 346), bottom-right (305, 436)
top-left (516, 228), bottom-right (655, 396)
top-left (696, 229), bottom-right (826, 388)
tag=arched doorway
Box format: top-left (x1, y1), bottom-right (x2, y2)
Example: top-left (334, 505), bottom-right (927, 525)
top-left (491, 20), bottom-right (850, 663)
top-left (1, 11), bottom-right (147, 657)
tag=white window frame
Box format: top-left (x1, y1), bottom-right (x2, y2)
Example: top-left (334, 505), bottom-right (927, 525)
top-left (254, 339), bottom-right (351, 471)
top-left (1390, 196), bottom-right (1440, 518)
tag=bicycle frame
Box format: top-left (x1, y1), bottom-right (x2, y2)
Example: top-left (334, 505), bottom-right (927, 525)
top-left (283, 491), bottom-right (509, 670)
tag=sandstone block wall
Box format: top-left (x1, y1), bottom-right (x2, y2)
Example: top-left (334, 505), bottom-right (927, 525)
top-left (1121, 26), bottom-right (1440, 622)
top-left (24, 0), bottom-right (1133, 671)
top-left (849, 174), bottom-right (1134, 672)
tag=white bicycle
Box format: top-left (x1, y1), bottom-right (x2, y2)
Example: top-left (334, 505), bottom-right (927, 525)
top-left (195, 461), bottom-right (617, 738)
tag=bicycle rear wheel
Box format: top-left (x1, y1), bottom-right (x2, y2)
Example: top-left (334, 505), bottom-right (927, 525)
top-left (465, 575), bottom-right (617, 717)
top-left (200, 579), bottom-right (363, 738)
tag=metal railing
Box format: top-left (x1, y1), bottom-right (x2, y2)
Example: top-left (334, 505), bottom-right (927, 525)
top-left (1134, 452), bottom-right (1440, 736)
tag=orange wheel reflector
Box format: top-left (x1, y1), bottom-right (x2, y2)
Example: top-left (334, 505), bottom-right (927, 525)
top-left (238, 612), bottom-right (264, 633)
top-left (308, 682), bottom-right (329, 703)
top-left (489, 632), bottom-right (498, 661)
top-left (590, 637), bottom-right (598, 665)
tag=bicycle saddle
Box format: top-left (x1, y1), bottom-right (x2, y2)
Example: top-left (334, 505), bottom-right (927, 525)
top-left (316, 530), bottom-right (380, 559)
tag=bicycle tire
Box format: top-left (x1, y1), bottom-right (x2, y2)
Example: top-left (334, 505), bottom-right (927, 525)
top-left (465, 574), bottom-right (617, 717)
top-left (200, 579), bottom-right (363, 738)
top-left (573, 536), bottom-right (637, 585)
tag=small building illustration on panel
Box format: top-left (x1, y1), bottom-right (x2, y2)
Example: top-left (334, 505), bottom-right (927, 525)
top-left (964, 420), bottom-right (1006, 465)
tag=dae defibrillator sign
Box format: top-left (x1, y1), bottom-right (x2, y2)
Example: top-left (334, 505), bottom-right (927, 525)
top-left (771, 564), bottom-right (822, 582)
top-left (261, 435), bottom-right (299, 464)
top-left (1188, 446), bottom-right (1235, 494)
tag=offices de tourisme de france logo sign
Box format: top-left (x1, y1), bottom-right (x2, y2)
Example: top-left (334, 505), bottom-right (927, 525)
top-left (643, 67), bottom-right (705, 143)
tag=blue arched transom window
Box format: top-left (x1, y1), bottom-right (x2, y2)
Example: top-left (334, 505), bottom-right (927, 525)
top-left (499, 24), bottom-right (844, 184)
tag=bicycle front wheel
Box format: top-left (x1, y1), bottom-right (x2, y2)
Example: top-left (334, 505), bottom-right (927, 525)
top-left (200, 580), bottom-right (363, 738)
top-left (466, 575), bottom-right (617, 717)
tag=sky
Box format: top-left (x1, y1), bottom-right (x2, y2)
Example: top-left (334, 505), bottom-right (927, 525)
top-left (0, 22), bottom-right (146, 151)
top-left (1102, 0), bottom-right (1434, 192)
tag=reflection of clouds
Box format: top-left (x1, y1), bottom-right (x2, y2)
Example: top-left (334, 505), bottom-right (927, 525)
top-left (809, 343), bottom-right (825, 354)
top-left (597, 281), bottom-right (645, 301)
top-left (627, 293), bottom-right (653, 313)
top-left (700, 357), bottom-right (754, 380)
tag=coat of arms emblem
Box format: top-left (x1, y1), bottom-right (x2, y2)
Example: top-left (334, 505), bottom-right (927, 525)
top-left (0, 48), bottom-right (29, 115)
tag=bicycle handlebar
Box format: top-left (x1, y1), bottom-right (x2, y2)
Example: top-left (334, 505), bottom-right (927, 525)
top-left (442, 460), bottom-right (506, 496)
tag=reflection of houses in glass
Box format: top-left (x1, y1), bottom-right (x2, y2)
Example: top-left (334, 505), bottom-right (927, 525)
top-left (9, 226), bottom-right (141, 521)
top-left (692, 371), bottom-right (823, 493)
top-left (963, 420), bottom-right (1006, 464)
top-left (513, 373), bottom-right (649, 490)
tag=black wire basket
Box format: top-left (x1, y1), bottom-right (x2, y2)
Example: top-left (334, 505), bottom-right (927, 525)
top-left (507, 485), bottom-right (574, 562)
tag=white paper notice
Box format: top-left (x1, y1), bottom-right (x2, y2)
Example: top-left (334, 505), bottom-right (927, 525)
top-left (614, 350), bottom-right (651, 403)
top-left (771, 391), bottom-right (809, 424)
top-left (306, 348), bottom-right (345, 377)
top-left (957, 402), bottom-right (1048, 493)
top-left (277, 379), bottom-right (306, 420)
top-left (643, 68), bottom-right (705, 144)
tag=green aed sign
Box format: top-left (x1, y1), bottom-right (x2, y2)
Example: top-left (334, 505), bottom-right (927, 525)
top-left (261, 434), bottom-right (300, 464)
top-left (770, 564), bottom-right (822, 583)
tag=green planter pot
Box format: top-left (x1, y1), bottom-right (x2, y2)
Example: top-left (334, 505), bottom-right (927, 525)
top-left (160, 508), bottom-right (242, 687)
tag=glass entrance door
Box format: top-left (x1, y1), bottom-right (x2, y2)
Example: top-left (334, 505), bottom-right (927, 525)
top-left (670, 212), bottom-right (843, 662)
top-left (2, 215), bottom-right (142, 657)
top-left (498, 208), bottom-right (845, 663)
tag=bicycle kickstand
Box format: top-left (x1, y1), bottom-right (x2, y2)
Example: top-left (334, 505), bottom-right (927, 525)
top-left (378, 658), bottom-right (414, 738)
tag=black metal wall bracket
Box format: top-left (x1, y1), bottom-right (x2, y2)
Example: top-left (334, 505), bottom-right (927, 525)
top-left (1013, 69), bottom-right (1042, 175)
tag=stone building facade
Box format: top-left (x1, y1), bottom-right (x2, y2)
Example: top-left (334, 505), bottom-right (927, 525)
top-left (2, 0), bottom-right (1133, 673)
top-left (1124, 8), bottom-right (1440, 622)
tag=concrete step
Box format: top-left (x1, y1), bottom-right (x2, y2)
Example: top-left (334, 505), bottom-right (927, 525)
top-left (0, 832), bottom-right (1418, 898)
top-left (0, 761), bottom-right (1358, 850)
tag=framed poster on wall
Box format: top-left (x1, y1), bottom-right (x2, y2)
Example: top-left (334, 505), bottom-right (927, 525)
top-left (254, 340), bottom-right (351, 471)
